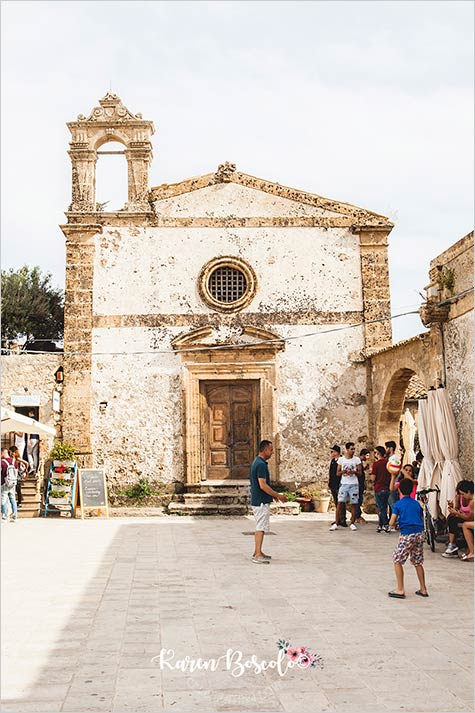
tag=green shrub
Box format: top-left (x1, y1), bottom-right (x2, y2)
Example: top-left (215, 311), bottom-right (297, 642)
top-left (50, 441), bottom-right (76, 461)
top-left (123, 478), bottom-right (153, 500)
top-left (437, 266), bottom-right (455, 294)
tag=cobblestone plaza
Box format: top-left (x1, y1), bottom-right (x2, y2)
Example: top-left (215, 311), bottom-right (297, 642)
top-left (2, 515), bottom-right (473, 713)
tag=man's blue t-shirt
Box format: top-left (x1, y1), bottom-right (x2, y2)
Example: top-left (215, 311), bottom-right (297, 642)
top-left (250, 456), bottom-right (273, 506)
top-left (392, 496), bottom-right (423, 535)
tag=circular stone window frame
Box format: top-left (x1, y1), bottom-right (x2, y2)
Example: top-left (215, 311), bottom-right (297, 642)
top-left (198, 256), bottom-right (258, 313)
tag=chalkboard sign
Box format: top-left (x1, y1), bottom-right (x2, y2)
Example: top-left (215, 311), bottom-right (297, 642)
top-left (78, 469), bottom-right (109, 518)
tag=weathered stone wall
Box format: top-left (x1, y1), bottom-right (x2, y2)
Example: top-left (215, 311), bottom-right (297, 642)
top-left (0, 354), bottom-right (61, 457)
top-left (444, 310), bottom-right (474, 477)
top-left (93, 224), bottom-right (363, 317)
top-left (90, 327), bottom-right (368, 490)
top-left (429, 232), bottom-right (474, 477)
top-left (89, 218), bottom-right (369, 489)
top-left (90, 327), bottom-right (183, 490)
top-left (276, 327), bottom-right (368, 485)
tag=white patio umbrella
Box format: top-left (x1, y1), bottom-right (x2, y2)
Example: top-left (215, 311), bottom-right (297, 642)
top-left (432, 387), bottom-right (463, 517)
top-left (401, 408), bottom-right (416, 466)
top-left (426, 389), bottom-right (446, 491)
top-left (1, 407), bottom-right (56, 436)
top-left (417, 399), bottom-right (434, 490)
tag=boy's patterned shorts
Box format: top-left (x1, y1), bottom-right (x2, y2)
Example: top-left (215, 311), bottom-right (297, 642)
top-left (393, 532), bottom-right (424, 566)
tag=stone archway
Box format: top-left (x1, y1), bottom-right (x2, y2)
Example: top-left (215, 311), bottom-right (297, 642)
top-left (369, 331), bottom-right (442, 447)
top-left (377, 369), bottom-right (427, 461)
top-left (378, 367), bottom-right (418, 446)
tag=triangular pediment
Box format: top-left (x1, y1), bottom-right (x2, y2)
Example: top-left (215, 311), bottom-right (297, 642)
top-left (171, 325), bottom-right (285, 353)
top-left (150, 164), bottom-right (392, 227)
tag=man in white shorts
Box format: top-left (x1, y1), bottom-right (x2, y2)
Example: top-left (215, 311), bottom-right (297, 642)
top-left (249, 440), bottom-right (287, 564)
top-left (329, 441), bottom-right (362, 531)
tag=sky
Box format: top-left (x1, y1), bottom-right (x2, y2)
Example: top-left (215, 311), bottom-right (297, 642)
top-left (1, 0), bottom-right (473, 342)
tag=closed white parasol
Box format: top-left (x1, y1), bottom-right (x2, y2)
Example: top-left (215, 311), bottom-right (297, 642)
top-left (401, 408), bottom-right (416, 466)
top-left (432, 387), bottom-right (463, 517)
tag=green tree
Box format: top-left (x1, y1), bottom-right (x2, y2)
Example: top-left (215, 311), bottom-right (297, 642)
top-left (1, 266), bottom-right (64, 344)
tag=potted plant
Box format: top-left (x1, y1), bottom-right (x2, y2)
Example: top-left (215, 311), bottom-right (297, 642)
top-left (295, 485), bottom-right (313, 512)
top-left (311, 487), bottom-right (332, 513)
top-left (49, 488), bottom-right (72, 505)
top-left (50, 441), bottom-right (76, 468)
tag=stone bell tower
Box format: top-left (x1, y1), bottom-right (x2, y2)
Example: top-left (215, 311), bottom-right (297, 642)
top-left (67, 92), bottom-right (154, 213)
top-left (60, 94), bottom-right (154, 463)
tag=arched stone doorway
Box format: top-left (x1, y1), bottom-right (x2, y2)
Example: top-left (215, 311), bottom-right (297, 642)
top-left (378, 370), bottom-right (427, 457)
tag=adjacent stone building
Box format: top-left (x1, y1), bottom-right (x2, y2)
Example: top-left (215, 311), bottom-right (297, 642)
top-left (60, 93), bottom-right (394, 491)
top-left (370, 231), bottom-right (473, 477)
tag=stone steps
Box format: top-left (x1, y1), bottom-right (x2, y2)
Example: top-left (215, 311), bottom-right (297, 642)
top-left (186, 481), bottom-right (250, 494)
top-left (184, 492), bottom-right (249, 506)
top-left (18, 476), bottom-right (41, 518)
top-left (168, 502), bottom-right (248, 516)
top-left (168, 480), bottom-right (250, 515)
top-left (17, 501), bottom-right (42, 518)
top-left (169, 480), bottom-right (300, 516)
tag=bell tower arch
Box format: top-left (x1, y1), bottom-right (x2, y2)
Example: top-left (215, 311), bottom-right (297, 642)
top-left (67, 92), bottom-right (154, 213)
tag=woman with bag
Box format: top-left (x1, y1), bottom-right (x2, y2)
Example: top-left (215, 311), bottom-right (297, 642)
top-left (9, 446), bottom-right (28, 508)
top-left (1, 448), bottom-right (18, 522)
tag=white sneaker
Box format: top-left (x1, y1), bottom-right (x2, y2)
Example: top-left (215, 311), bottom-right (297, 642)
top-left (349, 523), bottom-right (358, 531)
top-left (329, 523), bottom-right (339, 531)
top-left (444, 544), bottom-right (458, 555)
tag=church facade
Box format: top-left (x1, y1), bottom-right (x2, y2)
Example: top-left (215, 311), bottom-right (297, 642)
top-left (61, 94), bottom-right (394, 491)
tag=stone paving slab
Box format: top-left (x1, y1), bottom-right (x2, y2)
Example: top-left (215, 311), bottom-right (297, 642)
top-left (1, 515), bottom-right (473, 713)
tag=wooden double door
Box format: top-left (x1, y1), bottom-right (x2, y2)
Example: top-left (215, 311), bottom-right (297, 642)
top-left (201, 380), bottom-right (259, 480)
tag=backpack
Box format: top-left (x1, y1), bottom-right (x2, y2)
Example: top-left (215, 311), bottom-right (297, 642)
top-left (2, 459), bottom-right (17, 488)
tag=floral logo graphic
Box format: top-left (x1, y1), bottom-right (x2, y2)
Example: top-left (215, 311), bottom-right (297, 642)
top-left (277, 639), bottom-right (324, 670)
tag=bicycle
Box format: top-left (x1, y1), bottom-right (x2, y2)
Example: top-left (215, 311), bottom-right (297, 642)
top-left (416, 485), bottom-right (440, 552)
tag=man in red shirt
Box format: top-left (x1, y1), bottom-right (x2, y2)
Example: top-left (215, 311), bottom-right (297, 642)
top-left (371, 446), bottom-right (391, 533)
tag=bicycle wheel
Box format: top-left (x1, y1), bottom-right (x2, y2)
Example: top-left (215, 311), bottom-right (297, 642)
top-left (426, 509), bottom-right (436, 552)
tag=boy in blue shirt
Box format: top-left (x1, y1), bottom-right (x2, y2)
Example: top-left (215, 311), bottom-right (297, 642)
top-left (388, 478), bottom-right (429, 599)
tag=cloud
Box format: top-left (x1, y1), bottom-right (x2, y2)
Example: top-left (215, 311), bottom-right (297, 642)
top-left (1, 0), bottom-right (472, 347)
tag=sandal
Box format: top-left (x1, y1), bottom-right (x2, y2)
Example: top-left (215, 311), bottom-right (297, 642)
top-left (460, 553), bottom-right (474, 561)
top-left (388, 591), bottom-right (405, 599)
top-left (415, 590), bottom-right (429, 597)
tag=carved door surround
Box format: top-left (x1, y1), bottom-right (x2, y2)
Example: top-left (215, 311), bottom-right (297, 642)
top-left (172, 326), bottom-right (285, 484)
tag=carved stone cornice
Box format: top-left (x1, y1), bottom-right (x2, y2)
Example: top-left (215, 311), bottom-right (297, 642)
top-left (92, 311), bottom-right (363, 329)
top-left (150, 170), bottom-right (394, 227)
top-left (64, 211), bottom-right (154, 224)
top-left (355, 226), bottom-right (392, 247)
top-left (60, 223), bottom-right (103, 241)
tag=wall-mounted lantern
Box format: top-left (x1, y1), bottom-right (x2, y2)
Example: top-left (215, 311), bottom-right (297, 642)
top-left (54, 367), bottom-right (64, 384)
